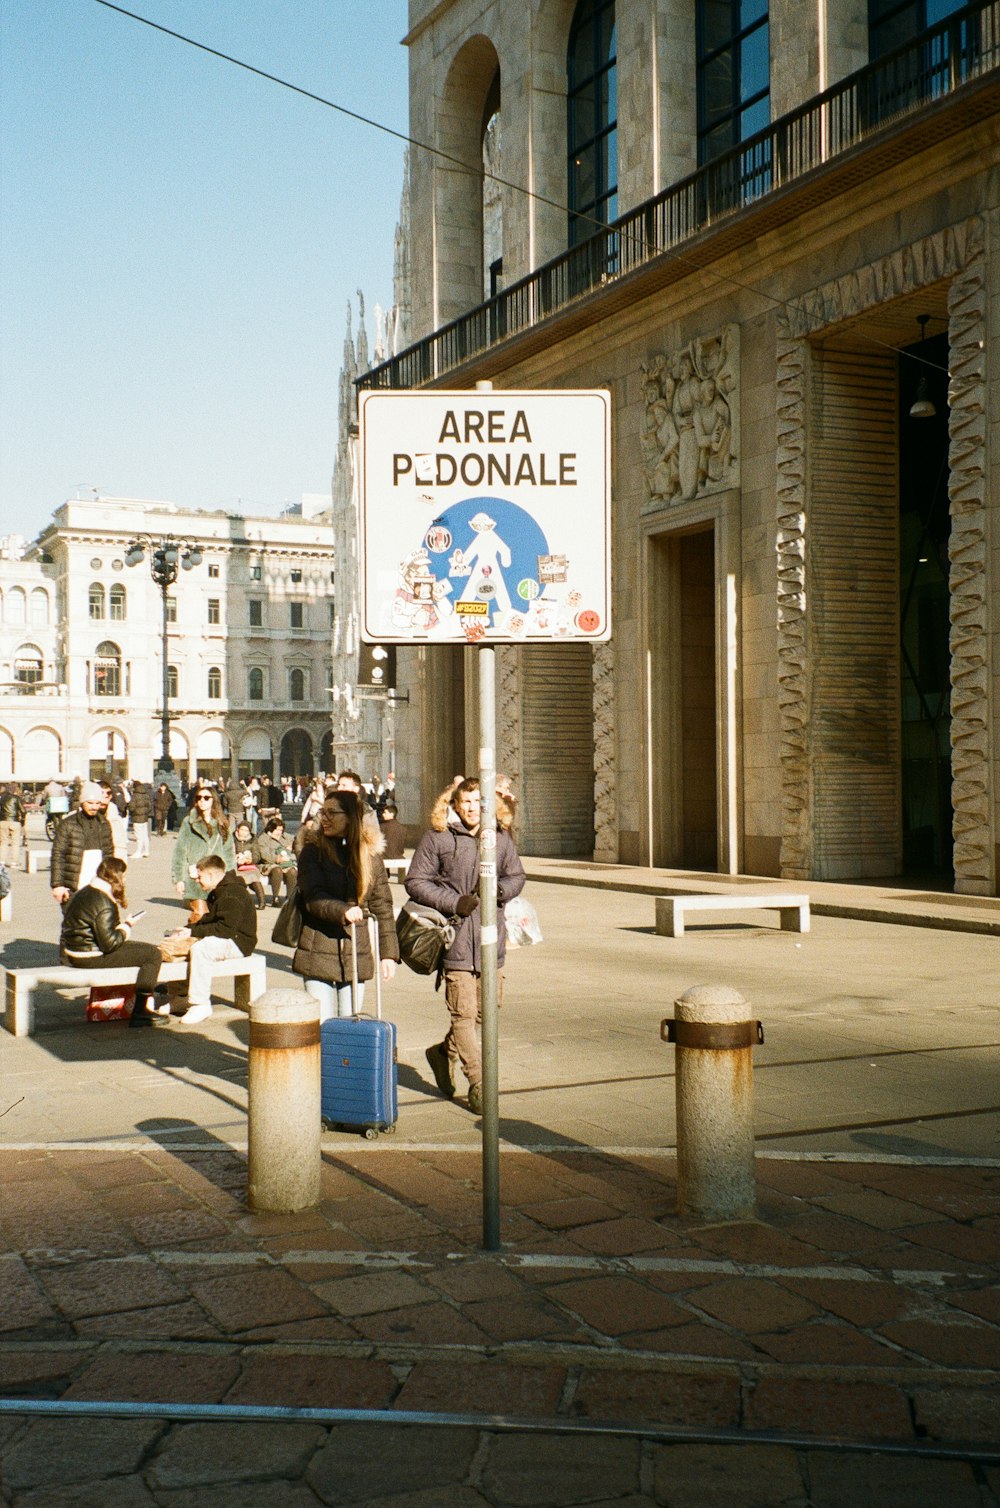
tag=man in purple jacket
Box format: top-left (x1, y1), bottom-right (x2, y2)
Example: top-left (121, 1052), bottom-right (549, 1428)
top-left (405, 778), bottom-right (525, 1114)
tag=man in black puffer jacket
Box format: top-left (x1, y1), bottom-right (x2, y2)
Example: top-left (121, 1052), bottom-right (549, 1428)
top-left (405, 778), bottom-right (525, 1115)
top-left (50, 781), bottom-right (114, 906)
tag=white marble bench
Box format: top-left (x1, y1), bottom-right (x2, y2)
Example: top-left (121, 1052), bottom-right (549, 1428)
top-left (654, 892), bottom-right (810, 939)
top-left (384, 858), bottom-right (409, 881)
top-left (3, 952), bottom-right (266, 1038)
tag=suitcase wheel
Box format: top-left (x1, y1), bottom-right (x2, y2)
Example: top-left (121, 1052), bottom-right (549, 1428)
top-left (364, 1126), bottom-right (378, 1140)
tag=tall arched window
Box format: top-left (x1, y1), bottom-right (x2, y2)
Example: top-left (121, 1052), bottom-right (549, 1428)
top-left (109, 584), bottom-right (126, 621)
top-left (248, 667), bottom-right (264, 702)
top-left (30, 589), bottom-right (49, 626)
top-left (696, 0), bottom-right (770, 165)
top-left (289, 667), bottom-right (306, 703)
top-left (93, 641), bottom-right (121, 697)
top-left (207, 666), bottom-right (222, 700)
top-left (482, 69), bottom-right (502, 298)
top-left (167, 665), bottom-right (179, 698)
top-left (567, 0), bottom-right (617, 247)
top-left (89, 583), bottom-right (105, 620)
top-left (7, 587), bottom-right (26, 625)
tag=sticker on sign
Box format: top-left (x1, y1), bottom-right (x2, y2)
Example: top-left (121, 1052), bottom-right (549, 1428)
top-left (359, 389), bottom-right (611, 645)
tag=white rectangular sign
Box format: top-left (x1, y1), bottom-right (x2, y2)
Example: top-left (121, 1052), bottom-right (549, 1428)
top-left (359, 389), bottom-right (611, 644)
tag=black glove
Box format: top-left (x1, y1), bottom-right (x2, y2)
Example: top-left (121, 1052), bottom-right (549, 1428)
top-left (454, 893), bottom-right (479, 917)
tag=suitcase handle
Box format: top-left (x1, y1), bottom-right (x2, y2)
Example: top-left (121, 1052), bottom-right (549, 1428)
top-left (347, 916), bottom-right (382, 1021)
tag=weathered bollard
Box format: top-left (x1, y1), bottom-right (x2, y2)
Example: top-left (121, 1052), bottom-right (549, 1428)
top-left (661, 984), bottom-right (763, 1220)
top-left (248, 987), bottom-right (321, 1212)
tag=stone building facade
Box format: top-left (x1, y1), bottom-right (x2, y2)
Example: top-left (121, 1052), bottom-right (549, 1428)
top-left (0, 496), bottom-right (336, 785)
top-left (367, 0), bottom-right (999, 892)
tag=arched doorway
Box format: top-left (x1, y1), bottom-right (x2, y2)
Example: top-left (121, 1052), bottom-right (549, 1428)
top-left (280, 728), bottom-right (314, 780)
top-left (319, 730), bottom-right (334, 775)
top-left (89, 728), bottom-right (128, 782)
top-left (196, 728), bottom-right (230, 787)
top-left (239, 730), bottom-right (273, 781)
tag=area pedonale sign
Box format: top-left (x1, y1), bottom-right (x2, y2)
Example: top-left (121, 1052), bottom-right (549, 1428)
top-left (358, 389), bottom-right (611, 645)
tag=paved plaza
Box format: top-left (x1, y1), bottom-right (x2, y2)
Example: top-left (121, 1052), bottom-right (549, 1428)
top-left (1, 830), bottom-right (998, 1503)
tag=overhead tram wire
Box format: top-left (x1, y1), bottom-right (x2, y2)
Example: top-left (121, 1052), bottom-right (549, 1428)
top-left (91, 0), bottom-right (949, 376)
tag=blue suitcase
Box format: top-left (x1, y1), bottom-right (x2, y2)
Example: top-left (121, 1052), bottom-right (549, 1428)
top-left (320, 921), bottom-right (397, 1139)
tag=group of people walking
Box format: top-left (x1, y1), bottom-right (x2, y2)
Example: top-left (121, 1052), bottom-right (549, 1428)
top-left (29, 764), bottom-right (527, 1114)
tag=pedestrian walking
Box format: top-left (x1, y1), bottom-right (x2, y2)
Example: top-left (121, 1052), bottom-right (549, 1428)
top-left (172, 787), bottom-right (236, 923)
top-left (50, 781), bottom-right (114, 906)
top-left (0, 782), bottom-right (26, 867)
top-left (152, 782), bottom-right (175, 835)
top-left (99, 781), bottom-right (129, 859)
top-left (59, 856), bottom-right (167, 1029)
top-left (405, 778), bottom-right (525, 1114)
top-left (128, 779), bottom-right (152, 858)
top-left (291, 789), bottom-right (398, 1021)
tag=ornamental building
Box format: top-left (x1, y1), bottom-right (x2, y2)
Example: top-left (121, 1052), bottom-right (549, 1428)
top-left (0, 496), bottom-right (336, 786)
top-left (365, 0), bottom-right (1000, 893)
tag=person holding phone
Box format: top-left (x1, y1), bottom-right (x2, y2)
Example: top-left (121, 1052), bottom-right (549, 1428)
top-left (59, 856), bottom-right (167, 1029)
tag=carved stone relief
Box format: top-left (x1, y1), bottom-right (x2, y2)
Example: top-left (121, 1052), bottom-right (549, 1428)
top-left (593, 640), bottom-right (617, 862)
top-left (775, 214), bottom-right (990, 889)
top-left (641, 325), bottom-right (739, 507)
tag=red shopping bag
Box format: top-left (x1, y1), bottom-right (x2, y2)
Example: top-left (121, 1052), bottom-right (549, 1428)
top-left (86, 984), bottom-right (137, 1021)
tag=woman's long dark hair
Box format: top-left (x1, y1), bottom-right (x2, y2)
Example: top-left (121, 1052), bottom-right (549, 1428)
top-left (191, 785), bottom-right (230, 840)
top-left (97, 855), bottom-right (128, 908)
top-left (307, 789), bottom-right (370, 903)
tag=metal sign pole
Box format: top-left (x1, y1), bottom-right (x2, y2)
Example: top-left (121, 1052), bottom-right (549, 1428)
top-left (478, 643), bottom-right (500, 1250)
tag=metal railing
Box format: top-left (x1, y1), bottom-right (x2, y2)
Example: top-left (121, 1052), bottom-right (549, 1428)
top-left (361, 0), bottom-right (997, 391)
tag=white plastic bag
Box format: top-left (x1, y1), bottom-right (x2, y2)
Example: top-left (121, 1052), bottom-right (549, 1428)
top-left (504, 894), bottom-right (543, 948)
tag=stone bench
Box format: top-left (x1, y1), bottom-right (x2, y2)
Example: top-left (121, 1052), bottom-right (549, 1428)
top-left (3, 952), bottom-right (267, 1038)
top-left (654, 892), bottom-right (810, 939)
top-left (0, 893), bottom-right (10, 925)
top-left (23, 847), bottom-right (50, 874)
top-left (384, 858), bottom-right (409, 881)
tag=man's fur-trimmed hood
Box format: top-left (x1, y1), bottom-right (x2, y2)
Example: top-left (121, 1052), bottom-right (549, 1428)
top-left (428, 786), bottom-right (515, 833)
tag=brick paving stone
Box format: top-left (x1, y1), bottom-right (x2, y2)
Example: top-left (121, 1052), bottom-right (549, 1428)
top-left (155, 1484), bottom-right (324, 1507)
top-left (310, 1270), bottom-right (438, 1318)
top-left (94, 1181), bottom-right (200, 1220)
top-left (394, 1357), bottom-right (566, 1416)
top-left (63, 1349), bottom-right (240, 1403)
top-left (680, 1222), bottom-right (827, 1268)
top-left (911, 1382), bottom-right (1000, 1443)
top-left (185, 1269), bottom-right (329, 1333)
top-left (559, 1216), bottom-right (680, 1256)
top-left (0, 1415), bottom-right (165, 1491)
top-left (806, 1450), bottom-right (984, 1508)
top-left (0, 1256), bottom-right (62, 1333)
top-left (427, 1259), bottom-right (534, 1304)
top-left (897, 1219), bottom-right (1000, 1265)
top-left (236, 1208), bottom-right (333, 1237)
top-left (15, 1476), bottom-right (160, 1506)
top-left (774, 1209), bottom-right (900, 1253)
top-left (685, 1277), bottom-right (820, 1334)
top-left (147, 1419), bottom-right (326, 1489)
top-left (237, 1316), bottom-right (362, 1343)
top-left (648, 1441), bottom-right (806, 1508)
top-left (35, 1257), bottom-right (187, 1320)
top-left (73, 1298), bottom-right (225, 1341)
top-left (126, 1208), bottom-right (233, 1247)
top-left (514, 1196), bottom-right (624, 1231)
top-left (945, 1287), bottom-right (1000, 1325)
top-left (776, 1276), bottom-right (912, 1328)
top-left (262, 1226), bottom-right (370, 1257)
top-left (548, 1276), bottom-right (690, 1337)
top-left (877, 1318), bottom-right (1000, 1368)
top-left (746, 1377), bottom-right (912, 1440)
top-left (812, 1187), bottom-right (950, 1229)
top-left (480, 1432), bottom-right (642, 1506)
top-left (460, 1294), bottom-right (587, 1343)
top-left (5, 1213), bottom-right (137, 1259)
top-left (0, 1346), bottom-right (94, 1396)
top-left (572, 1365), bottom-right (740, 1428)
top-left (751, 1319), bottom-right (906, 1367)
top-left (306, 1422), bottom-right (479, 1502)
top-left (225, 1352), bottom-right (396, 1409)
top-left (347, 1299), bottom-right (492, 1347)
top-left (644, 1269), bottom-right (719, 1294)
top-left (60, 1155), bottom-right (169, 1191)
top-left (875, 1167), bottom-right (1000, 1220)
top-left (618, 1323), bottom-right (762, 1361)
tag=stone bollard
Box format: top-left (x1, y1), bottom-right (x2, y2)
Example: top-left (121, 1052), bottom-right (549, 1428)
top-left (248, 987), bottom-right (321, 1213)
top-left (661, 984), bottom-right (763, 1221)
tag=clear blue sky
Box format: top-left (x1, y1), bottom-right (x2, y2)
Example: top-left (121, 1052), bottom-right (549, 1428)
top-left (1, 0), bottom-right (409, 541)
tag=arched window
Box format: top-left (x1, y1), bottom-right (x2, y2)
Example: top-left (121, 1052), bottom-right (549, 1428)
top-left (167, 665), bottom-right (179, 698)
top-left (696, 0), bottom-right (770, 165)
top-left (289, 667), bottom-right (306, 703)
top-left (14, 644), bottom-right (44, 692)
top-left (248, 667), bottom-right (264, 702)
top-left (93, 641), bottom-right (121, 697)
top-left (89, 582), bottom-right (105, 620)
top-left (482, 69), bottom-right (502, 298)
top-left (567, 0), bottom-right (617, 247)
top-left (207, 666), bottom-right (222, 700)
top-left (109, 583), bottom-right (126, 621)
top-left (30, 588), bottom-right (49, 627)
top-left (7, 587), bottom-right (26, 625)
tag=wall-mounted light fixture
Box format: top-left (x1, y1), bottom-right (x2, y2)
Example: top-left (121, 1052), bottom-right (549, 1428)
top-left (908, 315), bottom-right (937, 420)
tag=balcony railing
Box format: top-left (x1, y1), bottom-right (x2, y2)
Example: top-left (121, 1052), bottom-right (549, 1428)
top-left (361, 0), bottom-right (997, 391)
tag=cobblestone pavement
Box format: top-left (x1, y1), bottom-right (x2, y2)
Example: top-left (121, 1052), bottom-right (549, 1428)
top-left (1, 833), bottom-right (998, 1502)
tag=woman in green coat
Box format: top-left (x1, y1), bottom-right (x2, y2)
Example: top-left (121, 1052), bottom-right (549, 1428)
top-left (171, 787), bottom-right (236, 918)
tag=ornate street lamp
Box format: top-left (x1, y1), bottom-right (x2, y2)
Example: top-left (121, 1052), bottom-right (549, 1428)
top-left (125, 536), bottom-right (202, 773)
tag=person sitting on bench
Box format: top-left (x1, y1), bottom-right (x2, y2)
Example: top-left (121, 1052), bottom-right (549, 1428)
top-left (59, 855), bottom-right (166, 1030)
top-left (168, 854), bottom-right (257, 1026)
